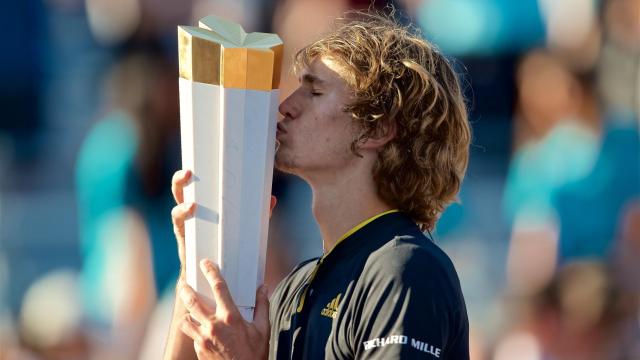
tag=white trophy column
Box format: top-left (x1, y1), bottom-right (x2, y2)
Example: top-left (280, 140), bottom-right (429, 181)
top-left (220, 87), bottom-right (278, 321)
top-left (179, 78), bottom-right (222, 298)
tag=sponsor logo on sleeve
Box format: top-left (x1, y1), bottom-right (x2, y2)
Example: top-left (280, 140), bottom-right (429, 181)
top-left (362, 335), bottom-right (442, 358)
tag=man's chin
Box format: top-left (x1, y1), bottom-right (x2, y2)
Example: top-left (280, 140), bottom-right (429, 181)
top-left (274, 155), bottom-right (300, 175)
top-left (274, 160), bottom-right (296, 175)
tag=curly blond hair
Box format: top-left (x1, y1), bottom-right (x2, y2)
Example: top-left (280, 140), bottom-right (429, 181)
top-left (294, 11), bottom-right (471, 231)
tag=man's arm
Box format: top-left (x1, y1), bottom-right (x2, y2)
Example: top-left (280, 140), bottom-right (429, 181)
top-left (164, 277), bottom-right (197, 360)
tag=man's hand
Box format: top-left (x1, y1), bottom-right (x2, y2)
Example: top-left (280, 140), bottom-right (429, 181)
top-left (170, 169), bottom-right (277, 276)
top-left (178, 259), bottom-right (270, 360)
top-left (168, 169), bottom-right (276, 359)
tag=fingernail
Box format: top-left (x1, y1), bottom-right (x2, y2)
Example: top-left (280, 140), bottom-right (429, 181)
top-left (262, 285), bottom-right (269, 296)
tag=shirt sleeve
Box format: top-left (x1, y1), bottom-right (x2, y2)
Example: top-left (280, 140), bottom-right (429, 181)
top-left (349, 239), bottom-right (469, 360)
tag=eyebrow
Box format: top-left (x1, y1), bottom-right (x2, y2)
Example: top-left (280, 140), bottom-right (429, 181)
top-left (300, 73), bottom-right (325, 86)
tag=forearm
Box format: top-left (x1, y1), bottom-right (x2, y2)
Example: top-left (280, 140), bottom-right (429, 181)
top-left (163, 279), bottom-right (197, 360)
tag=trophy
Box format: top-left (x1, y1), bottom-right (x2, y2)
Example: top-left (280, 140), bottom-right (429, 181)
top-left (177, 16), bottom-right (283, 320)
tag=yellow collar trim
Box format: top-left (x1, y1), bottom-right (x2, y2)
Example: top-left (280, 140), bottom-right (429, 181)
top-left (296, 208), bottom-right (400, 313)
top-left (323, 209), bottom-right (400, 259)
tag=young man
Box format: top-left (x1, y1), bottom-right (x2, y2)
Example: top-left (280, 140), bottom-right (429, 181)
top-left (165, 11), bottom-right (471, 360)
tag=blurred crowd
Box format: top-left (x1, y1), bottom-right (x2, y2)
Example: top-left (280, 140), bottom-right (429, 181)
top-left (0, 0), bottom-right (638, 359)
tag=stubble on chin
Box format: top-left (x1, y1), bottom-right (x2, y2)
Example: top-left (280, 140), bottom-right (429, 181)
top-left (274, 147), bottom-right (296, 174)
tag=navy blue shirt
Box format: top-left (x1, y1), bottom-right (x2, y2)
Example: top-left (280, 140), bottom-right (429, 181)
top-left (269, 211), bottom-right (469, 359)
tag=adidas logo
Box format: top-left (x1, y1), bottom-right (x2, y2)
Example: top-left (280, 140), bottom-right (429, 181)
top-left (320, 293), bottom-right (342, 319)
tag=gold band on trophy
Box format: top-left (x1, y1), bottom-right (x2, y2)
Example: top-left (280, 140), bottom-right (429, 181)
top-left (178, 16), bottom-right (283, 91)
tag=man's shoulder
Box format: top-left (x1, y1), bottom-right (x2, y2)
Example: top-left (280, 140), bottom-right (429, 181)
top-left (356, 213), bottom-right (460, 281)
top-left (369, 234), bottom-right (457, 273)
top-left (361, 233), bottom-right (464, 301)
top-left (348, 233), bottom-right (470, 359)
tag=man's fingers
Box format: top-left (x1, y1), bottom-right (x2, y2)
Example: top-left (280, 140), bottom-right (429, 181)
top-left (179, 284), bottom-right (214, 327)
top-left (180, 315), bottom-right (219, 356)
top-left (269, 195), bottom-right (277, 218)
top-left (171, 202), bottom-right (196, 236)
top-left (171, 203), bottom-right (196, 267)
top-left (171, 202), bottom-right (196, 227)
top-left (253, 285), bottom-right (270, 335)
top-left (200, 259), bottom-right (240, 323)
top-left (179, 313), bottom-right (201, 341)
top-left (171, 169), bottom-right (192, 204)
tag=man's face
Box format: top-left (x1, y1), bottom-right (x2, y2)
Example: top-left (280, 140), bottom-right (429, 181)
top-left (275, 56), bottom-right (358, 178)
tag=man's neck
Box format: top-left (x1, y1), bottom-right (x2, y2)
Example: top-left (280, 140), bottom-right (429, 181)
top-left (305, 159), bottom-right (393, 254)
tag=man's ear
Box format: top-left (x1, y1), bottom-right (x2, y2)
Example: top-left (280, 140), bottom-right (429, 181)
top-left (359, 121), bottom-right (397, 150)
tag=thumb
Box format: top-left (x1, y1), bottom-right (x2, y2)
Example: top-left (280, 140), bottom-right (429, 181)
top-left (253, 284), bottom-right (270, 334)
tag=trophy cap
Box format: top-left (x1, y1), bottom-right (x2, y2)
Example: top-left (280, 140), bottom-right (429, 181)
top-left (178, 15), bottom-right (283, 91)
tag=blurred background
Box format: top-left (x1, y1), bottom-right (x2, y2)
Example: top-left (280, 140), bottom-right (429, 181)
top-left (0, 0), bottom-right (638, 359)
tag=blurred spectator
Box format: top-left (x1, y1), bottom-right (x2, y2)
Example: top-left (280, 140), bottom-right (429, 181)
top-left (119, 51), bottom-right (182, 297)
top-left (75, 49), bottom-right (180, 358)
top-left (538, 261), bottom-right (637, 359)
top-left (416, 0), bottom-right (545, 56)
top-left (495, 260), bottom-right (640, 360)
top-left (15, 270), bottom-right (88, 360)
top-left (272, 0), bottom-right (350, 99)
top-left (503, 49), bottom-right (601, 294)
top-left (597, 0), bottom-right (640, 118)
top-left (539, 0), bottom-right (602, 71)
top-left (553, 111), bottom-right (639, 261)
top-left (612, 198), bottom-right (640, 293)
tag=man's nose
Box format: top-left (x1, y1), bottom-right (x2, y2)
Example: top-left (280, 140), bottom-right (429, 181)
top-left (278, 92), bottom-right (299, 120)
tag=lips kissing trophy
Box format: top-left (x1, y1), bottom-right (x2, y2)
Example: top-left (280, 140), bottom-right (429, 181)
top-left (177, 15), bottom-right (283, 320)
